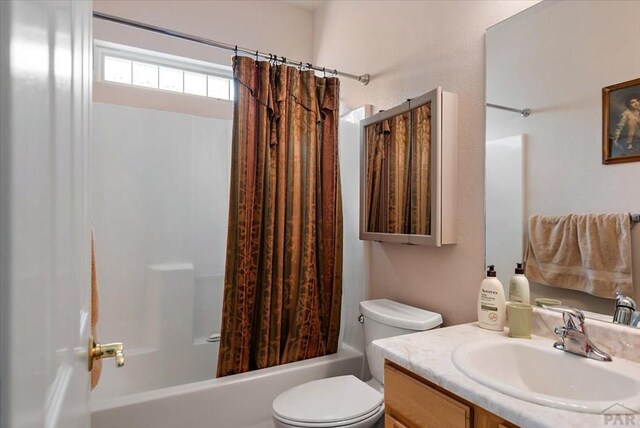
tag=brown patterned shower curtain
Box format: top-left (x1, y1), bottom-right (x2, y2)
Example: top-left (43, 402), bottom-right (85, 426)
top-left (217, 56), bottom-right (342, 377)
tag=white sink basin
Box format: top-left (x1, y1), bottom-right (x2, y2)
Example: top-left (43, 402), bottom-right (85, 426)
top-left (453, 338), bottom-right (640, 414)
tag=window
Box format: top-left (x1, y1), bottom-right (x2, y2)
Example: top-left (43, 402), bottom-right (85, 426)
top-left (97, 41), bottom-right (234, 101)
top-left (103, 56), bottom-right (132, 84)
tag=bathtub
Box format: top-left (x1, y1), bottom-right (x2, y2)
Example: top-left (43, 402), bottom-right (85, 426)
top-left (91, 345), bottom-right (363, 428)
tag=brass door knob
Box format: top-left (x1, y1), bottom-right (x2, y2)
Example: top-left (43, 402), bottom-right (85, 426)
top-left (88, 336), bottom-right (125, 371)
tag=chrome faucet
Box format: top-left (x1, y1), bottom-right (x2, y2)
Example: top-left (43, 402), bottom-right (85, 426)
top-left (551, 306), bottom-right (612, 362)
top-left (613, 292), bottom-right (640, 327)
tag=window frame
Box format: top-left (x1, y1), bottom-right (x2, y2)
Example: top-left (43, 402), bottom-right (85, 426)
top-left (94, 40), bottom-right (234, 101)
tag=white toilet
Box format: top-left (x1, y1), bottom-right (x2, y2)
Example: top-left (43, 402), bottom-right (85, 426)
top-left (271, 299), bottom-right (443, 428)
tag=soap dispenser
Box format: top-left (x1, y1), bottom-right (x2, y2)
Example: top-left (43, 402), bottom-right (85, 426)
top-left (509, 262), bottom-right (530, 304)
top-left (477, 265), bottom-right (506, 331)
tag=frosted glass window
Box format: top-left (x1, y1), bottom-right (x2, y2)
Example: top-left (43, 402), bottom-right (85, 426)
top-left (229, 80), bottom-right (235, 101)
top-left (100, 50), bottom-right (232, 101)
top-left (208, 76), bottom-right (229, 100)
top-left (104, 56), bottom-right (132, 84)
top-left (132, 62), bottom-right (158, 88)
top-left (159, 67), bottom-right (183, 92)
top-left (184, 71), bottom-right (207, 96)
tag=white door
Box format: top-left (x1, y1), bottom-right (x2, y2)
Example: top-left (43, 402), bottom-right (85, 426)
top-left (0, 1), bottom-right (93, 427)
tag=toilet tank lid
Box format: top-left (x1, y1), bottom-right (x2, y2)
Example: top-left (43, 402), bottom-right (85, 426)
top-left (359, 299), bottom-right (443, 331)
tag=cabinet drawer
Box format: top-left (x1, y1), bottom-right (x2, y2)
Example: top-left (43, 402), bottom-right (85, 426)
top-left (385, 363), bottom-right (471, 428)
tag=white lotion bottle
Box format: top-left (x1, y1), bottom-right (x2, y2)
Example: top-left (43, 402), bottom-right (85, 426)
top-left (477, 265), bottom-right (506, 331)
top-left (509, 262), bottom-right (530, 304)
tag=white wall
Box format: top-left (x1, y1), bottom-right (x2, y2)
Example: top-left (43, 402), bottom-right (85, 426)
top-left (313, 1), bottom-right (539, 325)
top-left (486, 0), bottom-right (640, 314)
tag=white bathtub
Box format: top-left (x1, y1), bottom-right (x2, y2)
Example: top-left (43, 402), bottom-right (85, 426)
top-left (91, 345), bottom-right (363, 428)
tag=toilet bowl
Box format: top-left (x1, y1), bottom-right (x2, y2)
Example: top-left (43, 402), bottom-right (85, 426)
top-left (272, 299), bottom-right (442, 428)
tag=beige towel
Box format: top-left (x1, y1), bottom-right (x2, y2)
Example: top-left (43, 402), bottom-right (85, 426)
top-left (524, 213), bottom-right (633, 298)
top-left (91, 230), bottom-right (102, 390)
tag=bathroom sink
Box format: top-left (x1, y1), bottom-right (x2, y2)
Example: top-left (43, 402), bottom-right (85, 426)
top-left (452, 338), bottom-right (640, 414)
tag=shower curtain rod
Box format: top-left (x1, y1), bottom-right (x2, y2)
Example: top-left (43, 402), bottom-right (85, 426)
top-left (93, 12), bottom-right (371, 85)
top-left (486, 103), bottom-right (530, 117)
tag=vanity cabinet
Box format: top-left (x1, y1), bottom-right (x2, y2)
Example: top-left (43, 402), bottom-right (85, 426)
top-left (384, 361), bottom-right (518, 428)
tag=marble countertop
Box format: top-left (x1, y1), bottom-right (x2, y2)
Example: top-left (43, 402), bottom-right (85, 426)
top-left (373, 322), bottom-right (638, 428)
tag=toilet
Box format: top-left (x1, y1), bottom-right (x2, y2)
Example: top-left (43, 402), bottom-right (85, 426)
top-left (272, 299), bottom-right (443, 428)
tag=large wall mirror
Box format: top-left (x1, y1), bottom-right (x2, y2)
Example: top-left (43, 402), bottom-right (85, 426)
top-left (486, 1), bottom-right (640, 321)
top-left (360, 88), bottom-right (458, 246)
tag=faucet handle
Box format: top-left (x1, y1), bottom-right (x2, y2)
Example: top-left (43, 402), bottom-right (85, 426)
top-left (545, 306), bottom-right (586, 330)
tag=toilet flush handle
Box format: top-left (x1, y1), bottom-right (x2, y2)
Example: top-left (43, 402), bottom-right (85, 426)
top-left (358, 314), bottom-right (364, 323)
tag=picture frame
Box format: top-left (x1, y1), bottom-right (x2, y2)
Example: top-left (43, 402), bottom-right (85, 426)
top-left (602, 77), bottom-right (640, 164)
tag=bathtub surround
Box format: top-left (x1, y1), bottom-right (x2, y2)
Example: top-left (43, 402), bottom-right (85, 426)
top-left (90, 103), bottom-right (231, 394)
top-left (218, 57), bottom-right (343, 376)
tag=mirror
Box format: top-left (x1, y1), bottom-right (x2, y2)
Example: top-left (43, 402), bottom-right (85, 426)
top-left (360, 88), bottom-right (458, 246)
top-left (485, 1), bottom-right (640, 321)
top-left (363, 104), bottom-right (431, 235)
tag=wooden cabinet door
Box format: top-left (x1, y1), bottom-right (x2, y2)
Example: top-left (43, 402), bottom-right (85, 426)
top-left (474, 407), bottom-right (518, 428)
top-left (385, 414), bottom-right (410, 428)
top-left (385, 363), bottom-right (471, 428)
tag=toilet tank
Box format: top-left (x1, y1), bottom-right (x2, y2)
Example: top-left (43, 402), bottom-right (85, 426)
top-left (360, 299), bottom-right (442, 385)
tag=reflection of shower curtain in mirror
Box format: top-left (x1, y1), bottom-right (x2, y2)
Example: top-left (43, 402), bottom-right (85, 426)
top-left (366, 113), bottom-right (411, 233)
top-left (217, 56), bottom-right (342, 377)
top-left (411, 104), bottom-right (431, 235)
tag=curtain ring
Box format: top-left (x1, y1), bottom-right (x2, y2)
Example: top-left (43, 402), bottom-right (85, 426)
top-left (333, 69), bottom-right (338, 76)
top-left (281, 56), bottom-right (286, 65)
top-left (307, 62), bottom-right (312, 70)
top-left (255, 50), bottom-right (259, 61)
top-left (234, 45), bottom-right (238, 57)
top-left (323, 67), bottom-right (326, 78)
top-left (299, 61), bottom-right (303, 70)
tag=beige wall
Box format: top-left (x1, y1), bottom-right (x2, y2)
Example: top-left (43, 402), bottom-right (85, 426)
top-left (313, 1), bottom-right (539, 326)
top-left (94, 0), bottom-right (313, 65)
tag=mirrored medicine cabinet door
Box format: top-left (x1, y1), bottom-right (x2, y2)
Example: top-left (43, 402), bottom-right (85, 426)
top-left (359, 87), bottom-right (458, 246)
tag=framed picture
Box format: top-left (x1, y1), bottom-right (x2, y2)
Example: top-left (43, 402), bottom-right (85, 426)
top-left (603, 77), bottom-right (640, 164)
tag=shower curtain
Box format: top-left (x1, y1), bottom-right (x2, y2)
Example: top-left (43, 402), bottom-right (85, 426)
top-left (217, 56), bottom-right (342, 377)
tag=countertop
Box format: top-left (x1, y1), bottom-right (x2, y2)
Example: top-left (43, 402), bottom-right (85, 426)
top-left (373, 323), bottom-right (639, 428)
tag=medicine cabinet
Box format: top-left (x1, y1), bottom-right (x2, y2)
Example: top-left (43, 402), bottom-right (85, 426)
top-left (359, 87), bottom-right (457, 246)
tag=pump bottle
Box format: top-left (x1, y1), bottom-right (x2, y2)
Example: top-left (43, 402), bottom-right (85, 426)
top-left (509, 262), bottom-right (530, 304)
top-left (478, 265), bottom-right (506, 331)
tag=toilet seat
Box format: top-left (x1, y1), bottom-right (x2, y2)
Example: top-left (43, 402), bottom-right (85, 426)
top-left (273, 404), bottom-right (384, 428)
top-left (272, 375), bottom-right (384, 428)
